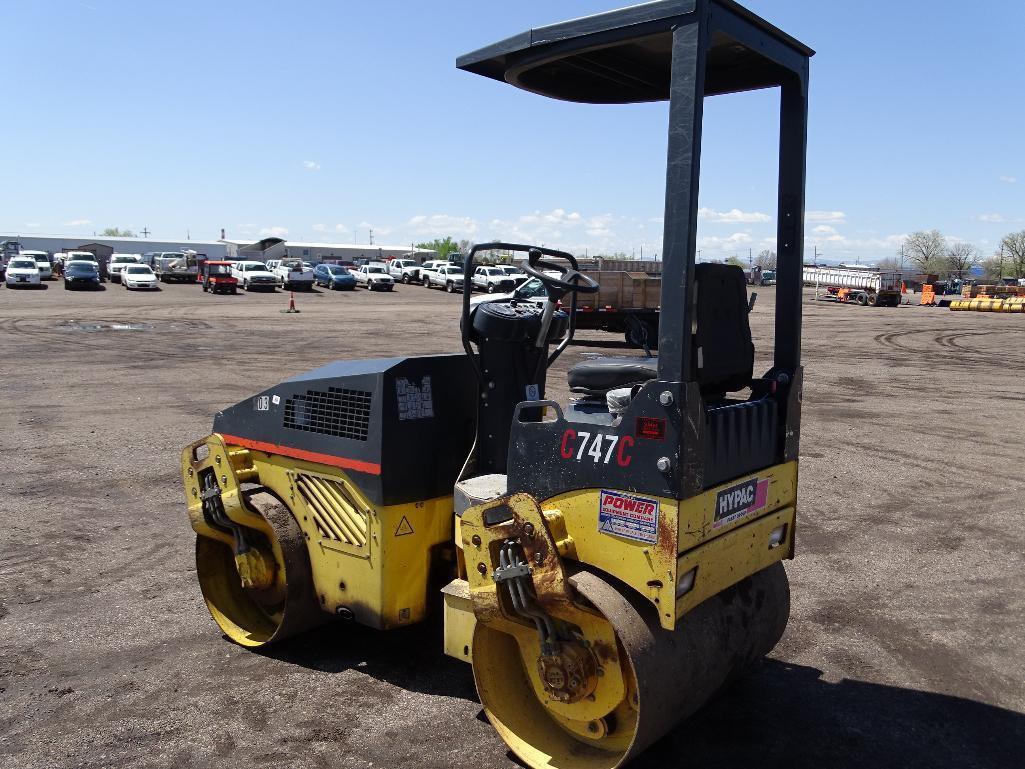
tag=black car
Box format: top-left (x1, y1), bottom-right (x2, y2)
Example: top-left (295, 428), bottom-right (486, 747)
top-left (64, 262), bottom-right (102, 290)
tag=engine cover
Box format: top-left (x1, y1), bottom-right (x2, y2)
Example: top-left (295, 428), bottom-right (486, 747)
top-left (212, 355), bottom-right (477, 505)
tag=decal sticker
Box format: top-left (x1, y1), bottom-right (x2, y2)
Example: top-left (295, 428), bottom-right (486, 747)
top-left (598, 489), bottom-right (659, 544)
top-left (525, 383), bottom-right (540, 401)
top-left (271, 394), bottom-right (281, 406)
top-left (254, 395), bottom-right (270, 411)
top-left (713, 477), bottom-right (770, 529)
top-left (396, 376), bottom-right (434, 420)
top-left (394, 516), bottom-right (414, 536)
top-left (560, 430), bottom-right (633, 467)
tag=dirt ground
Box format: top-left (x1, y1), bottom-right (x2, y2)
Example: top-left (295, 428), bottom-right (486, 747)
top-left (1, 278), bottom-right (1023, 769)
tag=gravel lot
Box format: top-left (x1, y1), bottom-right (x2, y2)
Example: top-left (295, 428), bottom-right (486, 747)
top-left (1, 278), bottom-right (1023, 768)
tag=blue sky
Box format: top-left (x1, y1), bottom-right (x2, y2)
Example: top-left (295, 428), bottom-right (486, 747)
top-left (1, 0), bottom-right (1022, 262)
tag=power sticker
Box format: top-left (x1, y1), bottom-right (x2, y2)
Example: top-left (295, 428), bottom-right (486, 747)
top-left (598, 490), bottom-right (659, 544)
top-left (713, 477), bottom-right (770, 529)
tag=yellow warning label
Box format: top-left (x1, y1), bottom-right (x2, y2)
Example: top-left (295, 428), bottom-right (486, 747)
top-left (394, 516), bottom-right (414, 537)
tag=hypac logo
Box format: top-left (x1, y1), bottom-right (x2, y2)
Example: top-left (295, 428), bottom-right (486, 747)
top-left (713, 477), bottom-right (770, 528)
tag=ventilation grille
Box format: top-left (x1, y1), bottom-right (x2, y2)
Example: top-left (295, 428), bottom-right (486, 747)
top-left (283, 387), bottom-right (372, 440)
top-left (294, 474), bottom-right (368, 547)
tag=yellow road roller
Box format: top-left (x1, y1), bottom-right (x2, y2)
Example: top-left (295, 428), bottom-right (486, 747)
top-left (180, 2), bottom-right (813, 766)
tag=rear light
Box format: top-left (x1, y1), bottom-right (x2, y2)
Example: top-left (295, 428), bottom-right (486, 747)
top-left (676, 567), bottom-right (697, 598)
top-left (768, 524), bottom-right (787, 549)
top-left (636, 417), bottom-right (666, 440)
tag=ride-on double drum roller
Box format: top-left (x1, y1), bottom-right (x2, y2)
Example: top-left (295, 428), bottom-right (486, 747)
top-left (179, 2), bottom-right (813, 766)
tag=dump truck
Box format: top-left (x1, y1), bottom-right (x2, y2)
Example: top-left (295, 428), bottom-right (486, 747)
top-left (804, 264), bottom-right (902, 306)
top-left (178, 3), bottom-right (813, 767)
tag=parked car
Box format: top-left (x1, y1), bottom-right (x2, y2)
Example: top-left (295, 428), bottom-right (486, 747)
top-left (231, 261), bottom-right (279, 291)
top-left (472, 265), bottom-right (517, 294)
top-left (64, 251), bottom-right (100, 273)
top-left (63, 261), bottom-right (101, 290)
top-left (201, 261), bottom-right (238, 294)
top-left (313, 263), bottom-right (357, 290)
top-left (428, 265), bottom-right (466, 293)
top-left (4, 257), bottom-right (42, 288)
top-left (418, 260), bottom-right (449, 287)
top-left (354, 264), bottom-right (395, 291)
top-left (121, 264), bottom-right (160, 290)
top-left (273, 260), bottom-right (316, 291)
top-left (20, 250), bottom-right (53, 280)
top-left (108, 253), bottom-right (141, 283)
top-left (496, 264), bottom-right (529, 287)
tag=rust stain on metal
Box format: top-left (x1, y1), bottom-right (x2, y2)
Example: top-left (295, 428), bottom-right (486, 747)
top-left (590, 639), bottom-right (619, 665)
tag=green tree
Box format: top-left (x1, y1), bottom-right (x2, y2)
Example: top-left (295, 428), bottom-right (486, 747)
top-left (101, 227), bottom-right (136, 237)
top-left (901, 230), bottom-right (947, 274)
top-left (1000, 231), bottom-right (1025, 278)
top-left (755, 249), bottom-right (776, 269)
top-left (416, 236), bottom-right (460, 260)
top-left (726, 256), bottom-right (745, 268)
top-left (946, 241), bottom-right (979, 279)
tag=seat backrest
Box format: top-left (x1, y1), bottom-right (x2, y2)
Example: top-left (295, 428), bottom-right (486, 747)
top-left (692, 263), bottom-right (754, 394)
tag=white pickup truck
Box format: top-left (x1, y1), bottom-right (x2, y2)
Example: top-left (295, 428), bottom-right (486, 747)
top-left (388, 258), bottom-right (421, 284)
top-left (232, 260), bottom-right (279, 291)
top-left (355, 264), bottom-right (395, 291)
top-left (273, 260), bottom-right (316, 291)
top-left (471, 265), bottom-right (518, 294)
top-left (427, 265), bottom-right (466, 293)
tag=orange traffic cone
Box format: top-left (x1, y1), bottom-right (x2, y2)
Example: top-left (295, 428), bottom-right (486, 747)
top-left (281, 290), bottom-right (300, 314)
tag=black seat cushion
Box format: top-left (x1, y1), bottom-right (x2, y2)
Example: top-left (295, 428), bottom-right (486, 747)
top-left (565, 264), bottom-right (753, 398)
top-left (692, 263), bottom-right (753, 394)
top-left (568, 357), bottom-right (658, 395)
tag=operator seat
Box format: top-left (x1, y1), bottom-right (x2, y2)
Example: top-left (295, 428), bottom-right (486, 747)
top-left (567, 264), bottom-right (753, 398)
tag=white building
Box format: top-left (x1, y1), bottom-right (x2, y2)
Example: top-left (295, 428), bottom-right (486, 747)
top-left (220, 238), bottom-right (435, 263)
top-left (0, 233), bottom-right (227, 259)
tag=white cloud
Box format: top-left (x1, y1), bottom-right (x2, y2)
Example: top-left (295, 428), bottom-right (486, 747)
top-left (25, 222), bottom-right (41, 228)
top-left (259, 226), bottom-right (289, 237)
top-left (698, 207), bottom-right (771, 224)
top-left (63, 218), bottom-right (91, 226)
top-left (978, 213), bottom-right (1004, 223)
top-left (302, 160), bottom-right (321, 171)
top-left (406, 214), bottom-right (479, 238)
top-left (811, 224), bottom-right (845, 242)
top-left (999, 175), bottom-right (1017, 184)
top-left (805, 210), bottom-right (847, 224)
top-left (312, 223), bottom-right (349, 233)
top-left (355, 221), bottom-right (393, 238)
top-left (697, 232), bottom-right (753, 251)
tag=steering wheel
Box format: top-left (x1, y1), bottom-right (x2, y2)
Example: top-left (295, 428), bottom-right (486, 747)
top-left (522, 248), bottom-right (599, 296)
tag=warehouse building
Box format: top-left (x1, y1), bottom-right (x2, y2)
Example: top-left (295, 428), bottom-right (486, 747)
top-left (0, 234), bottom-right (227, 259)
top-left (220, 238), bottom-right (435, 263)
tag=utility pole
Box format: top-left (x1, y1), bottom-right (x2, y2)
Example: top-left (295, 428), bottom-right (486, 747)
top-left (369, 228), bottom-right (374, 246)
top-left (141, 227), bottom-right (150, 238)
top-left (748, 248), bottom-right (752, 267)
top-left (696, 249), bottom-right (702, 262)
